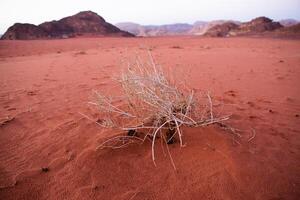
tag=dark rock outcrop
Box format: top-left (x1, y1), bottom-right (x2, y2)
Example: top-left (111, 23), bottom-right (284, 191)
top-left (1, 11), bottom-right (134, 40)
top-left (2, 23), bottom-right (48, 40)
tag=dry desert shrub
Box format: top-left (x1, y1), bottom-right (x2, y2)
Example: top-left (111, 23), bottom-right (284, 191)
top-left (89, 51), bottom-right (230, 168)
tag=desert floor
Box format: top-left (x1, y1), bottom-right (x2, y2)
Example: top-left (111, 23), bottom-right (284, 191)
top-left (0, 36), bottom-right (299, 200)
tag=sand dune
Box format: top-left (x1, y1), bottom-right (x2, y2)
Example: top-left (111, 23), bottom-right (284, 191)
top-left (0, 36), bottom-right (299, 199)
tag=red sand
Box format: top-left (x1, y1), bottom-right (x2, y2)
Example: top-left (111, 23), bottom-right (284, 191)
top-left (0, 36), bottom-right (299, 199)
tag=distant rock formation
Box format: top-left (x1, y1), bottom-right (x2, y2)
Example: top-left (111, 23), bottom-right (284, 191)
top-left (236, 17), bottom-right (283, 34)
top-left (116, 20), bottom-right (241, 36)
top-left (115, 22), bottom-right (144, 36)
top-left (204, 17), bottom-right (283, 37)
top-left (5, 14), bottom-right (292, 39)
top-left (279, 19), bottom-right (299, 27)
top-left (188, 21), bottom-right (208, 35)
top-left (1, 23), bottom-right (48, 40)
top-left (116, 17), bottom-right (292, 37)
top-left (115, 23), bottom-right (193, 36)
top-left (203, 22), bottom-right (239, 37)
top-left (281, 23), bottom-right (300, 32)
top-left (254, 23), bottom-right (300, 38)
top-left (275, 23), bottom-right (300, 35)
top-left (1, 11), bottom-right (134, 40)
top-left (189, 20), bottom-right (241, 35)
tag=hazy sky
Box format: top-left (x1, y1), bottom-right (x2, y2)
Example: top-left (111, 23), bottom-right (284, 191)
top-left (1, 0), bottom-right (300, 33)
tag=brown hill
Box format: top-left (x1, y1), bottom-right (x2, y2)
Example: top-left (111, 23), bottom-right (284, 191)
top-left (1, 11), bottom-right (134, 40)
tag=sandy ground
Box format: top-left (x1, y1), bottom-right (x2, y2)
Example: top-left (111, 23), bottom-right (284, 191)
top-left (0, 36), bottom-right (299, 200)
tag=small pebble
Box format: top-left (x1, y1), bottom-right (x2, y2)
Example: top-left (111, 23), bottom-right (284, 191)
top-left (41, 167), bottom-right (49, 173)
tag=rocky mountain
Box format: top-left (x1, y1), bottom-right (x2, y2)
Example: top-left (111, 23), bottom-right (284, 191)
top-left (236, 17), bottom-right (283, 34)
top-left (189, 20), bottom-right (240, 35)
top-left (188, 21), bottom-right (208, 35)
top-left (282, 23), bottom-right (300, 32)
top-left (1, 23), bottom-right (48, 40)
top-left (276, 23), bottom-right (300, 34)
top-left (145, 23), bottom-right (193, 36)
top-left (116, 20), bottom-right (241, 36)
top-left (204, 22), bottom-right (239, 37)
top-left (1, 11), bottom-right (134, 40)
top-left (115, 23), bottom-right (193, 36)
top-left (117, 17), bottom-right (289, 37)
top-left (114, 22), bottom-right (144, 36)
top-left (204, 17), bottom-right (283, 37)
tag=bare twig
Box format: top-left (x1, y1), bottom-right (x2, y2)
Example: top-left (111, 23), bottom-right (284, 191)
top-left (248, 128), bottom-right (256, 142)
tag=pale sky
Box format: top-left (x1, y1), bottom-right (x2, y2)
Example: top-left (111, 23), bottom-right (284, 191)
top-left (1, 0), bottom-right (300, 33)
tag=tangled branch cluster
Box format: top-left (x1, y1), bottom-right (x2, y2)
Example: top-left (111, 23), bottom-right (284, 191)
top-left (90, 52), bottom-right (229, 167)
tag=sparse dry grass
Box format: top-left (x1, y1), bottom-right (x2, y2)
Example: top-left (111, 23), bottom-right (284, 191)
top-left (89, 51), bottom-right (230, 168)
